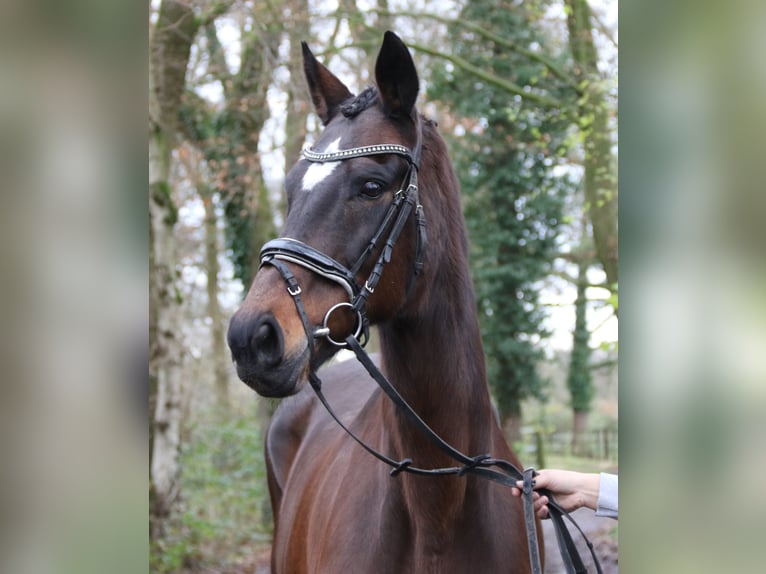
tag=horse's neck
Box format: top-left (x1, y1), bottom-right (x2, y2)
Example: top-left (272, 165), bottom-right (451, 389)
top-left (376, 262), bottom-right (496, 536)
top-left (377, 263), bottom-right (495, 473)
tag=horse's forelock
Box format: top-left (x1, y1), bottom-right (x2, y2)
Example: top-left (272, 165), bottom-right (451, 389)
top-left (340, 86), bottom-right (378, 118)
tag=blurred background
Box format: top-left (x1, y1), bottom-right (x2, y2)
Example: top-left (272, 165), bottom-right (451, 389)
top-left (1, 0), bottom-right (764, 573)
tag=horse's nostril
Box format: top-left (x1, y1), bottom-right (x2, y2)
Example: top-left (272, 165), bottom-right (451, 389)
top-left (227, 312), bottom-right (285, 370)
top-left (250, 315), bottom-right (283, 368)
top-left (254, 321), bottom-right (273, 344)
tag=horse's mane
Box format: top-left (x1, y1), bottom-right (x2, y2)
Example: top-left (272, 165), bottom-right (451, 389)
top-left (340, 86), bottom-right (378, 118)
top-left (340, 86), bottom-right (440, 133)
top-left (339, 87), bottom-right (458, 281)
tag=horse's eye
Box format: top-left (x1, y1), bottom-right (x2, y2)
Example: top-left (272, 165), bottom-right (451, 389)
top-left (360, 181), bottom-right (384, 198)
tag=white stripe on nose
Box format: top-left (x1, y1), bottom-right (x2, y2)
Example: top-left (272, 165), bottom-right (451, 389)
top-left (302, 138), bottom-right (341, 192)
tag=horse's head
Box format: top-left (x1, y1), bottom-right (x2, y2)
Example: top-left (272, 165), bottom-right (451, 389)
top-left (228, 32), bottom-right (427, 397)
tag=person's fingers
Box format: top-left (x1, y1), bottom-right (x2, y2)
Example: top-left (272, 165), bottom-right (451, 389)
top-left (531, 471), bottom-right (549, 489)
top-left (515, 488), bottom-right (550, 519)
top-left (514, 483), bottom-right (543, 500)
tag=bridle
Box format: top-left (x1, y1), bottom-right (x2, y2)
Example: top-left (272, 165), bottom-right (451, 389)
top-left (259, 116), bottom-right (603, 574)
top-left (260, 120), bottom-right (427, 348)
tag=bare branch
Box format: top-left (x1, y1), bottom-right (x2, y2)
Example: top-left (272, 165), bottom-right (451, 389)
top-left (323, 38), bottom-right (563, 109)
top-left (196, 0), bottom-right (235, 27)
top-left (356, 8), bottom-right (577, 89)
top-left (588, 304), bottom-right (617, 335)
top-left (590, 7), bottom-right (618, 50)
top-left (151, 0), bottom-right (202, 132)
top-left (204, 22), bottom-right (231, 99)
top-left (589, 358), bottom-right (617, 371)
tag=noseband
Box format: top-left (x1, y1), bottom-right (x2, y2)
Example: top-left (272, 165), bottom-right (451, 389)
top-left (259, 120), bottom-right (426, 348)
top-left (258, 117), bottom-right (602, 574)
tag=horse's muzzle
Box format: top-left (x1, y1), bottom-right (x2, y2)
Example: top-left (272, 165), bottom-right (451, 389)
top-left (227, 310), bottom-right (307, 397)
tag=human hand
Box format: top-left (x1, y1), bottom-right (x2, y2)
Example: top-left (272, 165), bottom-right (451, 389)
top-left (511, 469), bottom-right (600, 518)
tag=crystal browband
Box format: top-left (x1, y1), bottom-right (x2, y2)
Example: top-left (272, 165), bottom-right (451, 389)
top-left (302, 144), bottom-right (413, 164)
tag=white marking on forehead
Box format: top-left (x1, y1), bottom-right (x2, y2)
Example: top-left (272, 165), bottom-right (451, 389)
top-left (302, 137), bottom-right (342, 192)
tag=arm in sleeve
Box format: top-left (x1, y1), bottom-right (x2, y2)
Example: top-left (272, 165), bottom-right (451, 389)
top-left (595, 472), bottom-right (618, 519)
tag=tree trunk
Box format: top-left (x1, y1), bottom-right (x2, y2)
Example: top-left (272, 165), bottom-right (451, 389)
top-left (566, 243), bottom-right (594, 456)
top-left (339, 0), bottom-right (380, 72)
top-left (149, 125), bottom-right (185, 536)
top-left (503, 413), bottom-right (522, 446)
top-left (149, 0), bottom-right (200, 537)
top-left (565, 0), bottom-right (618, 290)
top-left (203, 188), bottom-right (230, 410)
top-left (572, 409), bottom-right (589, 456)
top-left (284, 0), bottom-right (310, 173)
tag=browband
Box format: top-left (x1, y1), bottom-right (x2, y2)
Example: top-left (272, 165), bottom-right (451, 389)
top-left (302, 143), bottom-right (414, 165)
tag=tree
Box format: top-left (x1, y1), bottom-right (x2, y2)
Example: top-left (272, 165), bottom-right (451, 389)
top-left (564, 0), bottom-right (617, 291)
top-left (149, 0), bottom-right (239, 538)
top-left (429, 0), bottom-right (576, 441)
top-left (366, 1), bottom-right (617, 297)
top-left (566, 247), bottom-right (595, 454)
top-left (177, 144), bottom-right (230, 409)
top-left (180, 5), bottom-right (280, 289)
top-left (283, 0), bottom-right (311, 173)
top-left (149, 0), bottom-right (200, 536)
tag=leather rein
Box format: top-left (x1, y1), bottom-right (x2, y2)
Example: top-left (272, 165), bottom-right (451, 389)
top-left (259, 121), bottom-right (603, 574)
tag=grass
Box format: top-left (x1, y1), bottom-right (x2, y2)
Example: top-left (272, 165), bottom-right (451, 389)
top-left (151, 407), bottom-right (273, 573)
top-left (541, 453), bottom-right (618, 474)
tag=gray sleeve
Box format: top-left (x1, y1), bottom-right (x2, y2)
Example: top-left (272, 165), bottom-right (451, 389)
top-left (595, 472), bottom-right (618, 519)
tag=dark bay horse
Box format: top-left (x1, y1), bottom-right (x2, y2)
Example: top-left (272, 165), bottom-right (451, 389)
top-left (227, 32), bottom-right (542, 573)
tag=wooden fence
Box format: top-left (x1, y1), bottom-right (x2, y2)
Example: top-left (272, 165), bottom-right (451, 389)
top-left (519, 427), bottom-right (618, 468)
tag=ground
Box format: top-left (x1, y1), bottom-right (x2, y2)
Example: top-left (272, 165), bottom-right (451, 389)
top-left (541, 507), bottom-right (618, 573)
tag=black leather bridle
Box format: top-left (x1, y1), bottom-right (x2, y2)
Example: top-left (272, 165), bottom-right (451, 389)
top-left (259, 119), bottom-right (603, 574)
top-left (260, 123), bottom-right (427, 349)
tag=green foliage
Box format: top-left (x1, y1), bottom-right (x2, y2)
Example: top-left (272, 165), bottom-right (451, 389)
top-left (150, 410), bottom-right (271, 573)
top-left (567, 268), bottom-right (594, 412)
top-left (606, 285), bottom-right (618, 313)
top-left (181, 101), bottom-right (258, 287)
top-left (151, 180), bottom-right (178, 226)
top-left (429, 0), bottom-right (576, 420)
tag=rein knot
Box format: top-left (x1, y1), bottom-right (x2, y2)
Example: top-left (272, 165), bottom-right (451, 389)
top-left (458, 453), bottom-right (492, 476)
top-left (389, 458), bottom-right (413, 477)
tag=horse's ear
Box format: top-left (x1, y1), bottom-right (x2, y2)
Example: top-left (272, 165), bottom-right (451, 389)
top-left (375, 31), bottom-right (419, 118)
top-left (302, 42), bottom-right (353, 125)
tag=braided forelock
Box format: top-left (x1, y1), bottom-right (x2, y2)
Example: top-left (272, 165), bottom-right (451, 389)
top-left (340, 87), bottom-right (378, 118)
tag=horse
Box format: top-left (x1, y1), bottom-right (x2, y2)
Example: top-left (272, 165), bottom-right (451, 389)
top-left (227, 31), bottom-right (543, 573)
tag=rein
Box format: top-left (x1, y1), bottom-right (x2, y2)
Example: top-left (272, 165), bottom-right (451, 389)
top-left (259, 122), bottom-right (603, 574)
